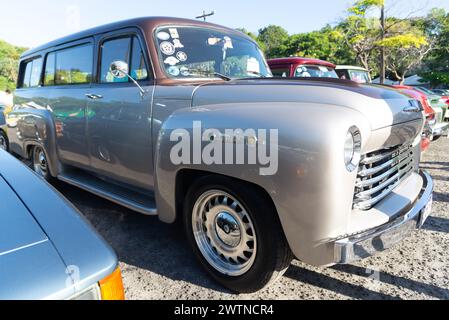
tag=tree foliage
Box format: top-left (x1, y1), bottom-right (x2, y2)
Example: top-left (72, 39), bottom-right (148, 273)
top-left (0, 40), bottom-right (27, 91)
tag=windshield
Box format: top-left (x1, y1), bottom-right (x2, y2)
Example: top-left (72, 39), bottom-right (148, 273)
top-left (294, 65), bottom-right (338, 78)
top-left (155, 26), bottom-right (272, 80)
top-left (348, 70), bottom-right (370, 83)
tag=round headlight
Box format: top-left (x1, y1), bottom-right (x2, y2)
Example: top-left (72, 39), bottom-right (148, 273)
top-left (344, 126), bottom-right (362, 172)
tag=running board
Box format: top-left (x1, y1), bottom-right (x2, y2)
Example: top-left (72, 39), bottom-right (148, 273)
top-left (58, 169), bottom-right (158, 216)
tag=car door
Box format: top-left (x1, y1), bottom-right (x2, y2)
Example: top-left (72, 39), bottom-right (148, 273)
top-left (45, 40), bottom-right (94, 169)
top-left (86, 29), bottom-right (155, 191)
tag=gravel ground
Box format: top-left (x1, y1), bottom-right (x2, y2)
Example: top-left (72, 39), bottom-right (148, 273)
top-left (53, 138), bottom-right (449, 300)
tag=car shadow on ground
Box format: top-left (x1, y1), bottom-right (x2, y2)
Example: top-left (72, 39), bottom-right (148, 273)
top-left (422, 216), bottom-right (449, 233)
top-left (52, 180), bottom-right (448, 298)
top-left (331, 264), bottom-right (449, 300)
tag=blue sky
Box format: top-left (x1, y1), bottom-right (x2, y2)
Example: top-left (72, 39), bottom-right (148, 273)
top-left (1, 0), bottom-right (448, 48)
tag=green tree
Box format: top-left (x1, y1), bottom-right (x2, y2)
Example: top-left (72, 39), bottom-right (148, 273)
top-left (0, 40), bottom-right (27, 91)
top-left (257, 25), bottom-right (289, 58)
top-left (420, 9), bottom-right (449, 86)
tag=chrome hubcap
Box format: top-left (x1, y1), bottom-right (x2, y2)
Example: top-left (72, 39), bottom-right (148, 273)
top-left (192, 190), bottom-right (257, 276)
top-left (33, 147), bottom-right (48, 176)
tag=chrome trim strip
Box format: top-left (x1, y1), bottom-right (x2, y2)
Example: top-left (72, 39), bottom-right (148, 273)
top-left (358, 150), bottom-right (412, 177)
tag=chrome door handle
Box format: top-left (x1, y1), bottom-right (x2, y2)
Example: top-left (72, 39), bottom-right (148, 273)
top-left (403, 106), bottom-right (421, 113)
top-left (86, 94), bottom-right (103, 100)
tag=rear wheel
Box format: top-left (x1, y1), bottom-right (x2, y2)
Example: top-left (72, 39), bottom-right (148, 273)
top-left (0, 131), bottom-right (8, 151)
top-left (31, 146), bottom-right (53, 182)
top-left (184, 175), bottom-right (293, 293)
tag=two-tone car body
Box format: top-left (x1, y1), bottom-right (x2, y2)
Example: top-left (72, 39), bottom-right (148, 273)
top-left (0, 150), bottom-right (124, 300)
top-left (7, 17), bottom-right (433, 293)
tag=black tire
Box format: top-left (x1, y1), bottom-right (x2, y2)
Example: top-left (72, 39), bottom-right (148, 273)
top-left (183, 175), bottom-right (293, 293)
top-left (432, 135), bottom-right (441, 141)
top-left (0, 131), bottom-right (8, 152)
top-left (30, 145), bottom-right (54, 182)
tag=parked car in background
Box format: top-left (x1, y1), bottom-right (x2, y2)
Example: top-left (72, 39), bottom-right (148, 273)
top-left (394, 85), bottom-right (448, 140)
top-left (431, 88), bottom-right (449, 96)
top-left (0, 104), bottom-right (8, 150)
top-left (0, 150), bottom-right (124, 300)
top-left (415, 86), bottom-right (448, 120)
top-left (335, 65), bottom-right (372, 83)
top-left (8, 17), bottom-right (433, 293)
top-left (268, 57), bottom-right (338, 78)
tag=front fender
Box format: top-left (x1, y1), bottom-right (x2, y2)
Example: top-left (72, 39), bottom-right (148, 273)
top-left (154, 102), bottom-right (371, 265)
top-left (7, 108), bottom-right (59, 177)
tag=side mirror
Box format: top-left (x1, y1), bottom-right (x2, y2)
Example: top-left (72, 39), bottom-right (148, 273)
top-left (109, 60), bottom-right (129, 79)
top-left (109, 60), bottom-right (147, 98)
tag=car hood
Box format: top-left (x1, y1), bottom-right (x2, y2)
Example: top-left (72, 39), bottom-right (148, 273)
top-left (0, 174), bottom-right (73, 300)
top-left (191, 79), bottom-right (423, 130)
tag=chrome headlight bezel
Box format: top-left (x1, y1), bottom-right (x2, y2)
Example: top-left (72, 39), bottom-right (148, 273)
top-left (344, 126), bottom-right (362, 172)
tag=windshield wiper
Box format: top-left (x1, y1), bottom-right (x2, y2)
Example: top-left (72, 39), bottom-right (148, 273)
top-left (246, 71), bottom-right (268, 78)
top-left (187, 69), bottom-right (232, 81)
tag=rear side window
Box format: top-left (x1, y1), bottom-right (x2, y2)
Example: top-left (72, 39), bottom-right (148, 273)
top-left (271, 68), bottom-right (290, 77)
top-left (20, 58), bottom-right (43, 88)
top-left (100, 36), bottom-right (149, 84)
top-left (55, 44), bottom-right (93, 85)
top-left (44, 44), bottom-right (93, 86)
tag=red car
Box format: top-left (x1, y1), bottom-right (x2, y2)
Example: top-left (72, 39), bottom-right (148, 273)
top-left (393, 86), bottom-right (435, 152)
top-left (268, 57), bottom-right (338, 79)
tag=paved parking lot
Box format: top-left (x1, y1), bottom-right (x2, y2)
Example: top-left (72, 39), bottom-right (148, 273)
top-left (53, 138), bottom-right (449, 300)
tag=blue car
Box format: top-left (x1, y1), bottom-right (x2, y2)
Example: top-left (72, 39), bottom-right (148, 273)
top-left (0, 150), bottom-right (124, 300)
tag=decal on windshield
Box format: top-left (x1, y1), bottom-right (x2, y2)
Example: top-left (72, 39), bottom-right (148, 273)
top-left (160, 41), bottom-right (176, 55)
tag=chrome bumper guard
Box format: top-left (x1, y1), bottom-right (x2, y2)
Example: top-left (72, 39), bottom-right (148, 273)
top-left (334, 170), bottom-right (433, 264)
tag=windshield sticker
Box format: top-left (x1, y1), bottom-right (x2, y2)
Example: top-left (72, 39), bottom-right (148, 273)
top-left (224, 36), bottom-right (234, 49)
top-left (180, 66), bottom-right (190, 76)
top-left (247, 57), bottom-right (260, 74)
top-left (157, 31), bottom-right (170, 41)
top-left (164, 56), bottom-right (180, 66)
top-left (173, 39), bottom-right (184, 48)
top-left (169, 28), bottom-right (179, 39)
top-left (208, 37), bottom-right (221, 46)
top-left (167, 66), bottom-right (180, 76)
top-left (176, 51), bottom-right (188, 62)
top-left (160, 41), bottom-right (176, 55)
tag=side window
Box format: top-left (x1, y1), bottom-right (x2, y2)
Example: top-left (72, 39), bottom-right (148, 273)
top-left (44, 53), bottom-right (56, 86)
top-left (20, 58), bottom-right (43, 88)
top-left (130, 37), bottom-right (149, 81)
top-left (100, 35), bottom-right (150, 83)
top-left (101, 37), bottom-right (131, 83)
top-left (55, 44), bottom-right (93, 85)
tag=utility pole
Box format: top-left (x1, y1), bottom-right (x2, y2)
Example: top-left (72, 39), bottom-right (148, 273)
top-left (380, 4), bottom-right (386, 85)
top-left (196, 10), bottom-right (215, 22)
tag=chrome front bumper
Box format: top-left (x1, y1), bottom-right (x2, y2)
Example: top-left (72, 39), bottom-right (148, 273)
top-left (334, 170), bottom-right (433, 264)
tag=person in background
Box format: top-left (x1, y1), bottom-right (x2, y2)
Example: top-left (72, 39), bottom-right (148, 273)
top-left (0, 89), bottom-right (14, 114)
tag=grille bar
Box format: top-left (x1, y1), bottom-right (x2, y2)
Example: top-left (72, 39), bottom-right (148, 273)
top-left (353, 143), bottom-right (416, 211)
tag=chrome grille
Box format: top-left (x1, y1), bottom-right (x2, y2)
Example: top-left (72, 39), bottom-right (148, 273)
top-left (353, 143), bottom-right (415, 210)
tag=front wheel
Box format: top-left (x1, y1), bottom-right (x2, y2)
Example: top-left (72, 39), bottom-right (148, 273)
top-left (184, 175), bottom-right (293, 293)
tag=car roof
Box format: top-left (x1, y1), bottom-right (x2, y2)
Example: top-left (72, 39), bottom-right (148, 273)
top-left (335, 65), bottom-right (368, 72)
top-left (21, 16), bottom-right (247, 59)
top-left (267, 57), bottom-right (336, 69)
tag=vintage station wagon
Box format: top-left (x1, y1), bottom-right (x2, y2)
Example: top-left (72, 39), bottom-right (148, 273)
top-left (7, 17), bottom-right (433, 293)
